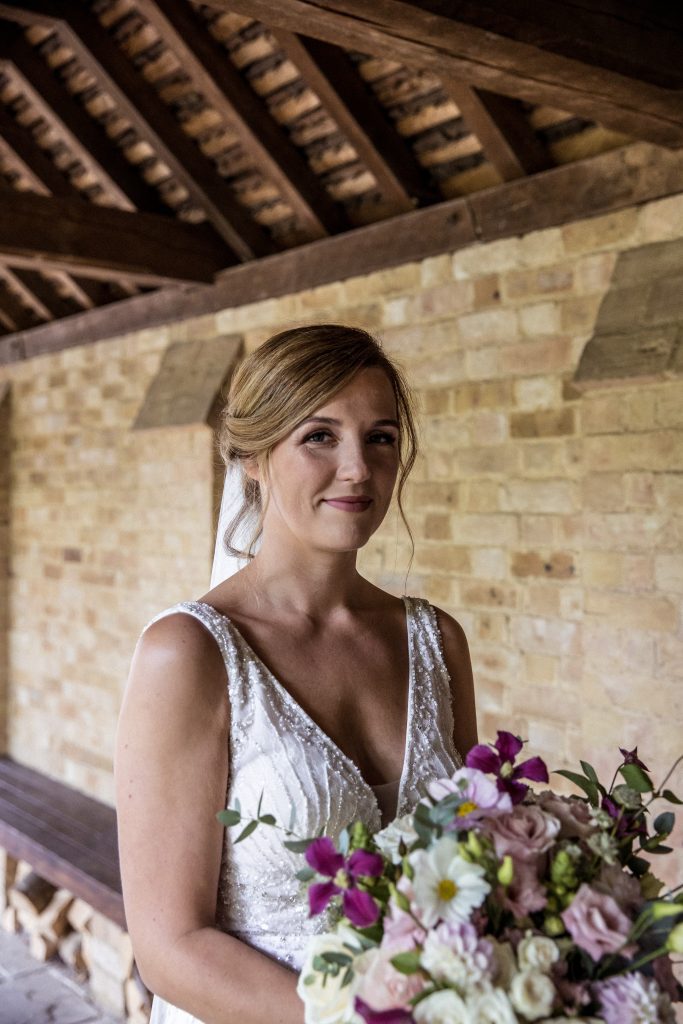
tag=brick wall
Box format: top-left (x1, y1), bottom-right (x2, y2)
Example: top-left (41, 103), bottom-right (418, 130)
top-left (0, 194), bottom-right (681, 881)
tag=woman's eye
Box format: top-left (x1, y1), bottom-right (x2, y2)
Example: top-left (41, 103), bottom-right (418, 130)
top-left (304, 430), bottom-right (331, 443)
top-left (369, 432), bottom-right (397, 445)
top-left (304, 430), bottom-right (396, 445)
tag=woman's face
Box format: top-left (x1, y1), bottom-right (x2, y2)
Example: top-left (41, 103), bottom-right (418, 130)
top-left (255, 366), bottom-right (401, 555)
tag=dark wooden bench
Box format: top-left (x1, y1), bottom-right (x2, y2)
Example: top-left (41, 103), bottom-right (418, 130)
top-left (0, 755), bottom-right (125, 929)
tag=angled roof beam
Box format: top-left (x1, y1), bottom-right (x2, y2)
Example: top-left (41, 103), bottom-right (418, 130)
top-left (199, 0), bottom-right (683, 148)
top-left (0, 27), bottom-right (166, 213)
top-left (0, 188), bottom-right (232, 285)
top-left (0, 277), bottom-right (42, 331)
top-left (1, 267), bottom-right (82, 320)
top-left (272, 31), bottom-right (439, 213)
top-left (136, 0), bottom-right (346, 240)
top-left (442, 82), bottom-right (552, 180)
top-left (0, 100), bottom-right (133, 310)
top-left (0, 4), bottom-right (274, 259)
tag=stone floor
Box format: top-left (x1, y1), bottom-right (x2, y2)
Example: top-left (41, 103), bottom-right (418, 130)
top-left (0, 929), bottom-right (124, 1024)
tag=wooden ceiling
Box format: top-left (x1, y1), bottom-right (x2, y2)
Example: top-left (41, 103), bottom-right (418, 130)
top-left (0, 1), bottom-right (682, 360)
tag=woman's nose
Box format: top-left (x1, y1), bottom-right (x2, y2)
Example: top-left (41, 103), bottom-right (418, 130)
top-left (337, 442), bottom-right (371, 481)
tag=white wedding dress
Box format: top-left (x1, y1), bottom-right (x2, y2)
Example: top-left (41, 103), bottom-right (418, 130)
top-left (140, 594), bottom-right (463, 1024)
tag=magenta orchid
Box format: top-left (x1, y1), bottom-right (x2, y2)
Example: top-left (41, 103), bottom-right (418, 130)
top-left (465, 730), bottom-right (548, 804)
top-left (354, 996), bottom-right (414, 1024)
top-left (305, 836), bottom-right (383, 926)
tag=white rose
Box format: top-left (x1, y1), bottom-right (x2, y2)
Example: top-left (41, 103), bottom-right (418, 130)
top-left (509, 969), bottom-right (555, 1021)
top-left (297, 932), bottom-right (363, 1024)
top-left (468, 985), bottom-right (518, 1024)
top-left (413, 989), bottom-right (470, 1024)
top-left (373, 813), bottom-right (418, 864)
top-left (420, 933), bottom-right (471, 991)
top-left (516, 932), bottom-right (560, 974)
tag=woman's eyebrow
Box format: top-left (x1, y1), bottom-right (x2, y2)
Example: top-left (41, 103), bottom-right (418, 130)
top-left (298, 416), bottom-right (400, 428)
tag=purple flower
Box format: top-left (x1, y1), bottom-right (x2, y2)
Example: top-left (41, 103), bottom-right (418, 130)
top-left (305, 836), bottom-right (383, 926)
top-left (619, 746), bottom-right (649, 772)
top-left (354, 996), bottom-right (414, 1024)
top-left (594, 973), bottom-right (675, 1024)
top-left (427, 766), bottom-right (513, 828)
top-left (601, 795), bottom-right (647, 840)
top-left (466, 731), bottom-right (549, 805)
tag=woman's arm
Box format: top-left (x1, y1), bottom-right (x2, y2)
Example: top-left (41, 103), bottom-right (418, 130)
top-left (433, 607), bottom-right (478, 758)
top-left (115, 613), bottom-right (304, 1024)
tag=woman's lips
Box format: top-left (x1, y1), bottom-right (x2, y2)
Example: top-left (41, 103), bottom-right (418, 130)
top-left (323, 498), bottom-right (372, 512)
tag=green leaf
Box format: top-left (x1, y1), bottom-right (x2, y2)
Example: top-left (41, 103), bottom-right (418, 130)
top-left (256, 790), bottom-right (264, 818)
top-left (629, 856), bottom-right (651, 877)
top-left (302, 974), bottom-right (316, 986)
top-left (284, 838), bottom-right (314, 853)
top-left (390, 950), bottom-right (422, 975)
top-left (258, 814), bottom-right (276, 826)
top-left (320, 952), bottom-right (353, 967)
top-left (619, 764), bottom-right (653, 793)
top-left (296, 867), bottom-right (316, 882)
top-left (580, 760), bottom-right (599, 784)
top-left (216, 809), bottom-right (241, 826)
top-left (649, 844), bottom-right (673, 855)
top-left (612, 785), bottom-right (642, 810)
top-left (288, 803), bottom-right (297, 831)
top-left (554, 769), bottom-right (598, 804)
top-left (654, 812), bottom-right (675, 835)
top-left (234, 796), bottom-right (241, 814)
top-left (341, 966), bottom-right (353, 988)
top-left (234, 819), bottom-right (258, 844)
top-left (339, 828), bottom-right (350, 856)
top-left (662, 789), bottom-right (683, 805)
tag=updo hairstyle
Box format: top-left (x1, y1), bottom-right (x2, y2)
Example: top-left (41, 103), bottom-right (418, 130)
top-left (216, 324), bottom-right (419, 562)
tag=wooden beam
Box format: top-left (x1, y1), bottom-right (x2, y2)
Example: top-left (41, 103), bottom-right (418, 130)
top-left (0, 101), bottom-right (137, 310)
top-left (271, 31), bottom-right (438, 212)
top-left (441, 83), bottom-right (551, 180)
top-left (0, 28), bottom-right (166, 213)
top-left (195, 0), bottom-right (683, 148)
top-left (135, 0), bottom-right (345, 240)
top-left (3, 267), bottom-right (82, 320)
top-left (0, 278), bottom-right (42, 331)
top-left (0, 3), bottom-right (276, 258)
top-left (0, 188), bottom-right (232, 284)
top-left (3, 141), bottom-right (682, 364)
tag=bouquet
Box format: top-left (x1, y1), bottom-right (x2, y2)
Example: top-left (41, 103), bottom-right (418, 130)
top-left (219, 734), bottom-right (683, 1023)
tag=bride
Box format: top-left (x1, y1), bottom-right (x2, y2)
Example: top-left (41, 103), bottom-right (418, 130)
top-left (115, 324), bottom-right (477, 1023)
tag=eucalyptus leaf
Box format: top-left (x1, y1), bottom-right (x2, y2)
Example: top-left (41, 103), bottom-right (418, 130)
top-left (612, 784), bottom-right (642, 810)
top-left (662, 789), bottom-right (683, 805)
top-left (216, 809), bottom-right (241, 826)
top-left (296, 867), bottom-right (316, 882)
top-left (554, 769), bottom-right (598, 804)
top-left (390, 950), bottom-right (422, 975)
top-left (258, 814), bottom-right (276, 826)
top-left (320, 952), bottom-right (353, 966)
top-left (284, 838), bottom-right (314, 853)
top-left (580, 760), bottom-right (599, 784)
top-left (234, 819), bottom-right (258, 844)
top-left (654, 812), bottom-right (675, 835)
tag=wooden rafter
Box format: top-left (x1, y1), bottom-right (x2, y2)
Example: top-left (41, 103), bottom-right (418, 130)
top-left (3, 267), bottom-right (81, 320)
top-left (271, 31), bottom-right (439, 213)
top-left (0, 187), bottom-right (232, 284)
top-left (136, 0), bottom-right (346, 241)
top-left (199, 0), bottom-right (683, 148)
top-left (0, 28), bottom-right (165, 213)
top-left (3, 141), bottom-right (682, 365)
top-left (0, 99), bottom-right (127, 313)
top-left (0, 3), bottom-right (276, 259)
top-left (442, 83), bottom-right (551, 180)
top-left (0, 276), bottom-right (41, 331)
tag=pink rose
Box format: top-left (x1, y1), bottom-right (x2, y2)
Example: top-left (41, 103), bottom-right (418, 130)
top-left (355, 945), bottom-right (425, 1011)
top-left (537, 791), bottom-right (595, 841)
top-left (498, 860), bottom-right (547, 919)
top-left (484, 805), bottom-right (561, 862)
top-left (561, 884), bottom-right (636, 963)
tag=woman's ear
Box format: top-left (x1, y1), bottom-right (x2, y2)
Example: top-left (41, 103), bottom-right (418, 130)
top-left (243, 457), bottom-right (260, 482)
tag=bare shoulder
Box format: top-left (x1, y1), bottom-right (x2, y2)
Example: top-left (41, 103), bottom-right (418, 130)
top-left (123, 611), bottom-right (228, 721)
top-left (430, 603), bottom-right (478, 755)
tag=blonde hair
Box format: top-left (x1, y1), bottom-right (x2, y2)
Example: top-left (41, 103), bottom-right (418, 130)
top-left (216, 324), bottom-right (419, 570)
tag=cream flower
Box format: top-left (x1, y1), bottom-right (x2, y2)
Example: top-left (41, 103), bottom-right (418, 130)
top-left (516, 931), bottom-right (560, 974)
top-left (487, 936), bottom-right (517, 989)
top-left (420, 921), bottom-right (493, 992)
top-left (413, 989), bottom-right (470, 1024)
top-left (373, 813), bottom-right (418, 864)
top-left (410, 836), bottom-right (491, 928)
top-left (468, 985), bottom-right (519, 1024)
top-left (509, 969), bottom-right (556, 1021)
top-left (297, 932), bottom-right (363, 1024)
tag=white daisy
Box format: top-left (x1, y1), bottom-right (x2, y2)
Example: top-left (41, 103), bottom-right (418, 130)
top-left (410, 836), bottom-right (490, 928)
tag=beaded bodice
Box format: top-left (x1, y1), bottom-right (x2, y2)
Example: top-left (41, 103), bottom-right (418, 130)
top-left (143, 594), bottom-right (462, 1023)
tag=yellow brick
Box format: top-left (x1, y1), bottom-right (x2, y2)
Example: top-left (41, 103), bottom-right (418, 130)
top-left (413, 545), bottom-right (471, 573)
top-left (583, 551), bottom-right (622, 587)
top-left (454, 380), bottom-right (513, 412)
top-left (452, 237), bottom-right (521, 279)
top-left (423, 513), bottom-right (452, 541)
top-left (510, 408), bottom-right (575, 437)
top-left (519, 302), bottom-right (561, 336)
top-left (503, 266), bottom-right (573, 300)
top-left (562, 208), bottom-right (638, 254)
top-left (585, 591), bottom-right (678, 632)
top-left (458, 308), bottom-right (519, 347)
top-left (524, 653), bottom-right (559, 685)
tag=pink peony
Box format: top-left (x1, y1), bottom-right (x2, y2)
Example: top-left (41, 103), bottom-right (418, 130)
top-left (561, 883), bottom-right (636, 963)
top-left (354, 945), bottom-right (425, 1012)
top-left (484, 805), bottom-right (561, 863)
top-left (536, 790), bottom-right (595, 841)
top-left (428, 766), bottom-right (513, 828)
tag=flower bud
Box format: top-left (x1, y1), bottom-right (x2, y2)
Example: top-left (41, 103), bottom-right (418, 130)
top-left (543, 915), bottom-right (565, 937)
top-left (651, 901), bottom-right (683, 921)
top-left (497, 855), bottom-right (514, 887)
top-left (666, 922), bottom-right (683, 954)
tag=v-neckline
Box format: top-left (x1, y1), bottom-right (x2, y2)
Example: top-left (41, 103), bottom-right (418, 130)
top-left (194, 595), bottom-right (415, 821)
